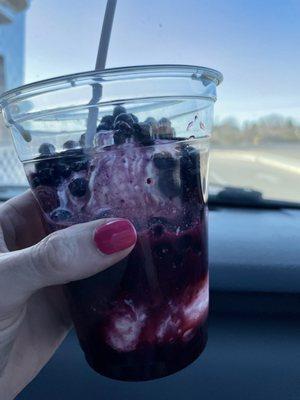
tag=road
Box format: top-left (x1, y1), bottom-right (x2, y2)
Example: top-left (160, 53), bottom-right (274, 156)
top-left (210, 143), bottom-right (300, 203)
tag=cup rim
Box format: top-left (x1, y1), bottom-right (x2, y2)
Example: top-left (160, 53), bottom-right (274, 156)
top-left (0, 64), bottom-right (223, 107)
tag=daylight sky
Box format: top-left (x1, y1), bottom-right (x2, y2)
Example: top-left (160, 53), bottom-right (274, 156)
top-left (24, 0), bottom-right (300, 124)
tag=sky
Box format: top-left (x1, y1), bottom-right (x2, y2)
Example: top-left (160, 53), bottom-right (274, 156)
top-left (24, 0), bottom-right (300, 124)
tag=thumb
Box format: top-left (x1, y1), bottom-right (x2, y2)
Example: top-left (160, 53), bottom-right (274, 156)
top-left (0, 218), bottom-right (137, 310)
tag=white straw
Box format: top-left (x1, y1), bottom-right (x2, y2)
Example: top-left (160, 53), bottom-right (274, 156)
top-left (85, 0), bottom-right (117, 146)
top-left (95, 0), bottom-right (117, 70)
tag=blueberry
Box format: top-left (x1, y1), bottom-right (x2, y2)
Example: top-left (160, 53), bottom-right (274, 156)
top-left (36, 159), bottom-right (52, 172)
top-left (113, 105), bottom-right (126, 118)
top-left (158, 180), bottom-right (180, 199)
top-left (101, 115), bottom-right (114, 129)
top-left (114, 121), bottom-right (133, 138)
top-left (180, 145), bottom-right (200, 198)
top-left (63, 140), bottom-right (78, 150)
top-left (63, 148), bottom-right (84, 158)
top-left (133, 123), bottom-right (154, 146)
top-left (39, 143), bottom-right (56, 156)
top-left (133, 122), bottom-right (149, 135)
top-left (144, 118), bottom-right (159, 136)
top-left (158, 171), bottom-right (180, 199)
top-left (114, 112), bottom-right (134, 125)
top-left (72, 160), bottom-right (89, 172)
top-left (35, 151), bottom-right (84, 186)
top-left (114, 113), bottom-right (134, 128)
top-left (158, 118), bottom-right (174, 139)
top-left (141, 137), bottom-right (154, 146)
top-left (30, 174), bottom-right (40, 188)
top-left (54, 160), bottom-right (72, 178)
top-left (68, 178), bottom-right (89, 197)
top-left (145, 117), bottom-right (157, 125)
top-left (50, 208), bottom-right (72, 222)
top-left (113, 130), bottom-right (127, 145)
top-left (62, 149), bottom-right (89, 172)
top-left (37, 167), bottom-right (61, 187)
top-left (113, 115), bottom-right (134, 139)
top-left (159, 117), bottom-right (171, 127)
top-left (97, 122), bottom-right (110, 131)
top-left (130, 113), bottom-right (139, 123)
top-left (153, 152), bottom-right (176, 170)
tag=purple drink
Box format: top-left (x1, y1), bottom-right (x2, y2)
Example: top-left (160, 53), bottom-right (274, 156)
top-left (0, 66), bottom-right (222, 381)
top-left (24, 129), bottom-right (208, 380)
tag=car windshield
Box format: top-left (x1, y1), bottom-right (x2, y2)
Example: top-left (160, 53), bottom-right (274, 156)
top-left (209, 116), bottom-right (300, 206)
top-left (0, 0), bottom-right (299, 206)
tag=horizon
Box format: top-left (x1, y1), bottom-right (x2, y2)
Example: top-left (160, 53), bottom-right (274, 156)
top-left (214, 113), bottom-right (300, 127)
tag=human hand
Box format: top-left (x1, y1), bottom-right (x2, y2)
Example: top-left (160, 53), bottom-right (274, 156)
top-left (0, 191), bottom-right (137, 399)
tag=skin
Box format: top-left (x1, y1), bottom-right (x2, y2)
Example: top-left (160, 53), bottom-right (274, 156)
top-left (0, 191), bottom-right (136, 400)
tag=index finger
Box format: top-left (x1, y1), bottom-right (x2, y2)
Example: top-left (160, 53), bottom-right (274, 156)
top-left (0, 190), bottom-right (46, 251)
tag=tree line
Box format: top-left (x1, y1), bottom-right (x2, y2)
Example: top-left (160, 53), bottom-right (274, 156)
top-left (212, 114), bottom-right (300, 146)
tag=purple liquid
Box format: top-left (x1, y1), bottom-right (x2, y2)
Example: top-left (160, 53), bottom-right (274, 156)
top-left (25, 134), bottom-right (208, 381)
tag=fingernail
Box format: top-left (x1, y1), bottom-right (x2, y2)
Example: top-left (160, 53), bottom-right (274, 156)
top-left (94, 219), bottom-right (137, 255)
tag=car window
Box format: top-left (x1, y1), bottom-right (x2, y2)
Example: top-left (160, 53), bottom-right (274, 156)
top-left (0, 0), bottom-right (299, 205)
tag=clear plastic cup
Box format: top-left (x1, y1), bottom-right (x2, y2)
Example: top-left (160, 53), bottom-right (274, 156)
top-left (0, 65), bottom-right (222, 381)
